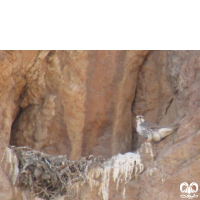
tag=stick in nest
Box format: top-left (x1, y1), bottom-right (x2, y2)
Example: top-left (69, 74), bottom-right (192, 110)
top-left (9, 146), bottom-right (105, 200)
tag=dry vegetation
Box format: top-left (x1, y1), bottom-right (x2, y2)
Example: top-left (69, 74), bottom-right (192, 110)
top-left (2, 146), bottom-right (144, 200)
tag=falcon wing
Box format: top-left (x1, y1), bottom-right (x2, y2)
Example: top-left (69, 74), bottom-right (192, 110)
top-left (141, 121), bottom-right (162, 130)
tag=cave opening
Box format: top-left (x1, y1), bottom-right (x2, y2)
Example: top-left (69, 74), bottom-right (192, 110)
top-left (9, 106), bottom-right (23, 146)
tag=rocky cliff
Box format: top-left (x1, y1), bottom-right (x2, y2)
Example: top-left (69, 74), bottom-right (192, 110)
top-left (0, 50), bottom-right (199, 200)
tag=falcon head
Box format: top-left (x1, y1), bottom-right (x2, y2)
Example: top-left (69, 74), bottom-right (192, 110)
top-left (136, 115), bottom-right (145, 123)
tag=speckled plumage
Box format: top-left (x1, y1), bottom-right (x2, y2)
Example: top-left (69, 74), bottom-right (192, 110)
top-left (136, 115), bottom-right (178, 142)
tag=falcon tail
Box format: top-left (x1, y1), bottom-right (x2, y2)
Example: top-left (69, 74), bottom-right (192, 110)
top-left (158, 124), bottom-right (179, 139)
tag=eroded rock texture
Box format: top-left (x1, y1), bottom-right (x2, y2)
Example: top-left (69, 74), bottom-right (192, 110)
top-left (0, 50), bottom-right (200, 200)
top-left (130, 50), bottom-right (200, 200)
top-left (8, 50), bottom-right (148, 160)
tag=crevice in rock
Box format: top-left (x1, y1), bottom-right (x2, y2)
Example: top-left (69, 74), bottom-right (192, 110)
top-left (9, 51), bottom-right (41, 148)
top-left (131, 51), bottom-right (151, 113)
top-left (165, 98), bottom-right (174, 115)
top-left (131, 51), bottom-right (151, 152)
top-left (9, 107), bottom-right (23, 146)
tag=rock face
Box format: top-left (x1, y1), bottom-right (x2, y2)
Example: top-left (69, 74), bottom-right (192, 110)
top-left (131, 50), bottom-right (200, 200)
top-left (0, 50), bottom-right (200, 200)
top-left (7, 50), bottom-right (148, 160)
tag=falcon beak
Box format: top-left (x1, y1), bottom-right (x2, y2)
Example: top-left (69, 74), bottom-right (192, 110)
top-left (136, 116), bottom-right (140, 122)
top-left (136, 115), bottom-right (144, 123)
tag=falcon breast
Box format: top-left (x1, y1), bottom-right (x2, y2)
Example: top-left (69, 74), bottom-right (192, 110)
top-left (135, 115), bottom-right (179, 142)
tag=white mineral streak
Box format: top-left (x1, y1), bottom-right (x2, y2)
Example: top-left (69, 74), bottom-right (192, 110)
top-left (98, 161), bottom-right (112, 200)
top-left (34, 197), bottom-right (45, 200)
top-left (14, 187), bottom-right (18, 197)
top-left (144, 142), bottom-right (154, 158)
top-left (98, 152), bottom-right (144, 200)
top-left (87, 175), bottom-right (100, 190)
top-left (1, 147), bottom-right (19, 185)
top-left (58, 196), bottom-right (66, 200)
top-left (122, 187), bottom-right (126, 199)
top-left (8, 148), bottom-right (13, 173)
top-left (87, 167), bottom-right (103, 190)
top-left (1, 147), bottom-right (11, 171)
top-left (21, 192), bottom-right (27, 200)
top-left (112, 152), bottom-right (143, 183)
top-left (74, 182), bottom-right (80, 195)
top-left (11, 152), bottom-right (19, 185)
top-left (148, 167), bottom-right (158, 176)
top-left (160, 165), bottom-right (166, 184)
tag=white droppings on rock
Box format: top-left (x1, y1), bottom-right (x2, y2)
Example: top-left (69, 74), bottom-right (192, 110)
top-left (122, 187), bottom-right (126, 199)
top-left (1, 147), bottom-right (19, 185)
top-left (148, 167), bottom-right (158, 177)
top-left (98, 152), bottom-right (144, 200)
top-left (143, 142), bottom-right (154, 158)
top-left (98, 161), bottom-right (112, 200)
top-left (2, 146), bottom-right (144, 200)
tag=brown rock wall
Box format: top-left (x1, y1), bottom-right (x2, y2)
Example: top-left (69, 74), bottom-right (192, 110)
top-left (9, 50), bottom-right (149, 160)
top-left (0, 50), bottom-right (39, 144)
top-left (130, 50), bottom-right (200, 200)
top-left (0, 50), bottom-right (200, 200)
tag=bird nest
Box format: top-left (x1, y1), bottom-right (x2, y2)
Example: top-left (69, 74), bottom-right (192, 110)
top-left (2, 146), bottom-right (144, 200)
top-left (10, 146), bottom-right (105, 200)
